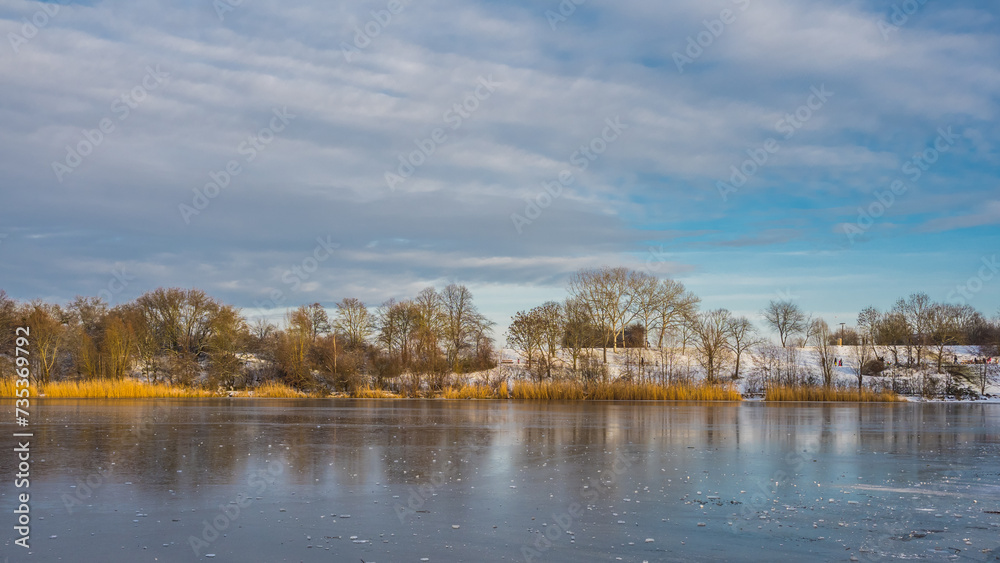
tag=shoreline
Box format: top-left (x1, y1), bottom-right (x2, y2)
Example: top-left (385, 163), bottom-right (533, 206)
top-left (1, 396), bottom-right (994, 403)
top-left (4, 379), bottom-right (991, 402)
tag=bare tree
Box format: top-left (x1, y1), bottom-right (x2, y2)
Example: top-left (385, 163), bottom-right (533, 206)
top-left (562, 297), bottom-right (595, 373)
top-left (277, 307), bottom-right (313, 388)
top-left (875, 309), bottom-right (908, 369)
top-left (900, 292), bottom-right (931, 367)
top-left (120, 303), bottom-right (158, 383)
top-left (752, 342), bottom-right (784, 390)
top-left (797, 313), bottom-right (817, 347)
top-left (849, 335), bottom-right (873, 392)
top-left (609, 269), bottom-right (653, 350)
top-left (376, 298), bottom-right (419, 368)
top-left (0, 291), bottom-right (19, 380)
top-left (652, 279), bottom-right (700, 349)
top-left (335, 297), bottom-right (372, 349)
top-left (888, 299), bottom-right (914, 366)
top-left (470, 316), bottom-right (496, 368)
top-left (412, 287), bottom-right (445, 376)
top-left (690, 309), bottom-right (733, 383)
top-left (250, 318), bottom-right (275, 341)
top-left (762, 300), bottom-right (806, 347)
top-left (506, 308), bottom-right (544, 380)
top-left (69, 295), bottom-right (108, 341)
top-left (207, 304), bottom-right (247, 387)
top-left (975, 342), bottom-right (998, 395)
top-left (726, 315), bottom-right (760, 380)
top-left (629, 272), bottom-right (662, 347)
top-left (812, 319), bottom-right (836, 387)
top-left (536, 301), bottom-right (563, 379)
top-left (0, 290), bottom-right (18, 352)
top-left (375, 299), bottom-right (398, 363)
top-left (440, 284), bottom-right (491, 372)
top-left (857, 306), bottom-right (881, 356)
top-left (310, 333), bottom-right (342, 389)
top-left (24, 301), bottom-right (66, 384)
top-left (568, 267), bottom-right (617, 363)
top-left (306, 302), bottom-right (331, 341)
top-left (926, 302), bottom-right (976, 375)
top-left (135, 288), bottom-right (222, 368)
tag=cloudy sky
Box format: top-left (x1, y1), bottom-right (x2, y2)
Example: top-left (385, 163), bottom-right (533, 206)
top-left (1, 0), bottom-right (998, 338)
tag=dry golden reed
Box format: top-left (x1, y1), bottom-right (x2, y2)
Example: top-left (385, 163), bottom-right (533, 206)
top-left (350, 386), bottom-right (402, 399)
top-left (0, 379), bottom-right (316, 399)
top-left (248, 381), bottom-right (310, 398)
top-left (37, 379), bottom-right (213, 399)
top-left (441, 385), bottom-right (497, 399)
top-left (507, 380), bottom-right (741, 400)
top-left (0, 378), bottom-right (36, 398)
top-left (510, 381), bottom-right (586, 400)
top-left (585, 381), bottom-right (742, 401)
top-left (10, 378), bottom-right (910, 403)
top-left (764, 386), bottom-right (902, 402)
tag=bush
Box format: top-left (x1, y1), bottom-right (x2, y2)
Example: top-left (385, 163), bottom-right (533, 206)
top-left (862, 358), bottom-right (886, 376)
top-left (579, 356), bottom-right (607, 382)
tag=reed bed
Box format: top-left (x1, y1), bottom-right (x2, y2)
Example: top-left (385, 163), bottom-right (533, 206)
top-left (0, 378), bottom-right (36, 398)
top-left (510, 381), bottom-right (586, 400)
top-left (440, 385), bottom-right (497, 399)
top-left (350, 386), bottom-right (402, 399)
top-left (585, 381), bottom-right (742, 401)
top-left (507, 380), bottom-right (740, 400)
top-left (764, 386), bottom-right (902, 402)
top-left (1, 378), bottom-right (897, 403)
top-left (248, 381), bottom-right (310, 398)
top-left (39, 379), bottom-right (213, 398)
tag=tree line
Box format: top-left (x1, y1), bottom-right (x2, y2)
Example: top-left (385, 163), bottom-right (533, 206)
top-left (505, 267), bottom-right (1000, 394)
top-left (0, 285), bottom-right (494, 393)
top-left (1, 267), bottom-right (998, 394)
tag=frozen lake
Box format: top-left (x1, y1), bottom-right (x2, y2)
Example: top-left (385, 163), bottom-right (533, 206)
top-left (3, 399), bottom-right (1000, 562)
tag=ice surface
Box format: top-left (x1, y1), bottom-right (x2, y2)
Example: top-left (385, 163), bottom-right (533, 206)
top-left (2, 399), bottom-right (998, 562)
